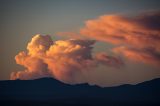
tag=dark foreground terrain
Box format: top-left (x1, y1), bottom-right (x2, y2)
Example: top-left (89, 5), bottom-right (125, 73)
top-left (0, 78), bottom-right (160, 106)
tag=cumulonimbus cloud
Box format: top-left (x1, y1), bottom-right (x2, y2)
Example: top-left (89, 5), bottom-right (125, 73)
top-left (80, 11), bottom-right (160, 67)
top-left (11, 34), bottom-right (123, 84)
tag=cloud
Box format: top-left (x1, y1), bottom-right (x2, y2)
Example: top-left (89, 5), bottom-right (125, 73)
top-left (11, 35), bottom-right (53, 80)
top-left (27, 34), bottom-right (53, 56)
top-left (80, 11), bottom-right (160, 67)
top-left (113, 46), bottom-right (160, 67)
top-left (43, 38), bottom-right (96, 83)
top-left (11, 11), bottom-right (160, 86)
top-left (95, 52), bottom-right (124, 68)
top-left (11, 34), bottom-right (123, 84)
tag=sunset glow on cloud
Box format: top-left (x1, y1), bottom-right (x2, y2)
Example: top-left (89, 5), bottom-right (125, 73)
top-left (11, 34), bottom-right (123, 84)
top-left (10, 11), bottom-right (160, 86)
top-left (80, 11), bottom-right (160, 67)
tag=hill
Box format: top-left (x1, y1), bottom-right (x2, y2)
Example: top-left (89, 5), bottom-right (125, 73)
top-left (0, 78), bottom-right (160, 105)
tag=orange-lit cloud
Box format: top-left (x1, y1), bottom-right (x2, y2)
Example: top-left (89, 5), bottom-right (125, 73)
top-left (95, 52), bottom-right (124, 68)
top-left (80, 11), bottom-right (160, 67)
top-left (11, 34), bottom-right (123, 84)
top-left (80, 12), bottom-right (160, 48)
top-left (113, 46), bottom-right (160, 67)
top-left (11, 35), bottom-right (53, 80)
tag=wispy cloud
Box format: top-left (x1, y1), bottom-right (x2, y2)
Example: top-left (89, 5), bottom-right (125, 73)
top-left (80, 11), bottom-right (160, 67)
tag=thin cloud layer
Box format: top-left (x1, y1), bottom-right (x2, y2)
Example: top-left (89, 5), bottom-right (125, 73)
top-left (113, 46), bottom-right (160, 67)
top-left (11, 34), bottom-right (123, 84)
top-left (80, 11), bottom-right (160, 67)
top-left (95, 52), bottom-right (124, 68)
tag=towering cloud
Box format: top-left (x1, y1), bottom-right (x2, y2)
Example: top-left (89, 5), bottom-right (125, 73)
top-left (80, 11), bottom-right (160, 67)
top-left (11, 34), bottom-right (123, 84)
top-left (11, 35), bottom-right (53, 80)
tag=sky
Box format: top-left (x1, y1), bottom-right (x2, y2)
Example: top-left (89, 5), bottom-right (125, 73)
top-left (1, 0), bottom-right (160, 87)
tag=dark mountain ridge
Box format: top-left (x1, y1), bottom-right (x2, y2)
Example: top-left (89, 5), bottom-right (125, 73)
top-left (0, 78), bottom-right (160, 105)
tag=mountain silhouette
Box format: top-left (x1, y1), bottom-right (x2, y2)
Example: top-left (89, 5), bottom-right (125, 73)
top-left (0, 78), bottom-right (160, 106)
